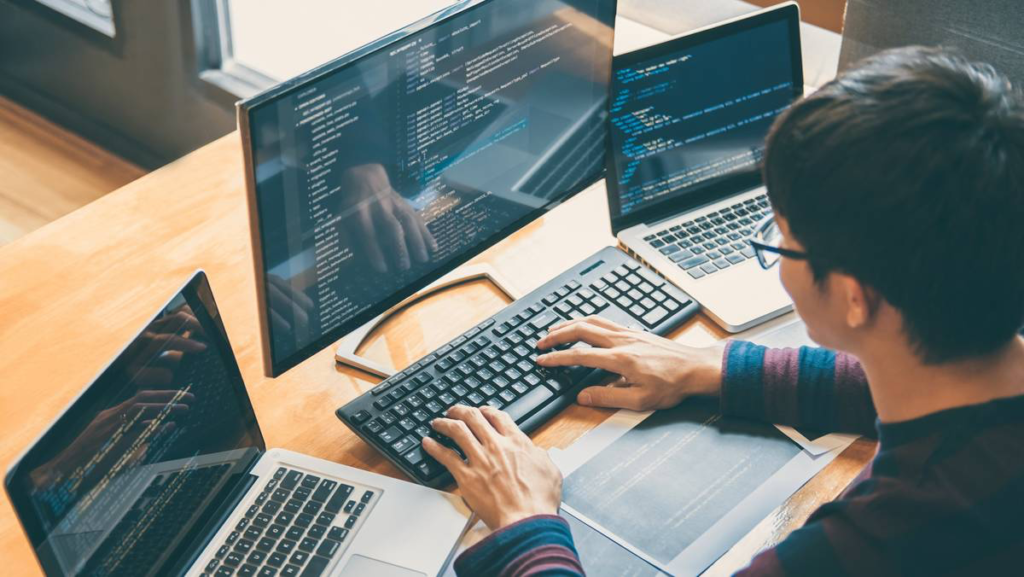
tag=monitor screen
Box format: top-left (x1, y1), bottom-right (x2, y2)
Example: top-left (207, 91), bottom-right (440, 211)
top-left (607, 10), bottom-right (801, 222)
top-left (5, 274), bottom-right (263, 577)
top-left (242, 0), bottom-right (616, 376)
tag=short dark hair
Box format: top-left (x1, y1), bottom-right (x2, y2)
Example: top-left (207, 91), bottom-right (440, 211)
top-left (764, 46), bottom-right (1024, 364)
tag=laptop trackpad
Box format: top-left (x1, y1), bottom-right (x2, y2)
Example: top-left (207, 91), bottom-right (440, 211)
top-left (337, 555), bottom-right (426, 577)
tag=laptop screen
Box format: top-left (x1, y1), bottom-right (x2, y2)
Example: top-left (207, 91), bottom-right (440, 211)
top-left (606, 6), bottom-right (802, 228)
top-left (5, 273), bottom-right (264, 577)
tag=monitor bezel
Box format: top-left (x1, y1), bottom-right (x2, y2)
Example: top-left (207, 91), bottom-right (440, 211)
top-left (604, 2), bottom-right (803, 235)
top-left (237, 0), bottom-right (619, 377)
top-left (3, 271), bottom-right (265, 576)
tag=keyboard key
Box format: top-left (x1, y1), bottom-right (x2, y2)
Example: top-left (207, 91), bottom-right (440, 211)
top-left (280, 565), bottom-right (301, 577)
top-left (238, 565), bottom-right (258, 577)
top-left (345, 514), bottom-right (358, 529)
top-left (291, 551), bottom-right (310, 566)
top-left (378, 426), bottom-right (402, 444)
top-left (679, 255), bottom-right (710, 270)
top-left (688, 268), bottom-right (706, 279)
top-left (286, 526), bottom-right (304, 541)
top-left (504, 385), bottom-right (554, 422)
top-left (642, 307), bottom-right (669, 327)
top-left (248, 551), bottom-right (267, 565)
top-left (328, 527), bottom-right (349, 541)
top-left (299, 556), bottom-right (329, 577)
top-left (299, 537), bottom-right (319, 553)
top-left (276, 539), bottom-right (296, 554)
top-left (727, 254), bottom-right (745, 265)
top-left (259, 568), bottom-right (277, 577)
top-left (281, 471), bottom-right (302, 490)
top-left (316, 538), bottom-right (341, 558)
top-left (324, 484), bottom-right (352, 514)
top-left (391, 438), bottom-right (415, 457)
top-left (225, 552), bottom-right (245, 567)
top-left (268, 552), bottom-right (287, 567)
top-left (310, 480), bottom-right (336, 503)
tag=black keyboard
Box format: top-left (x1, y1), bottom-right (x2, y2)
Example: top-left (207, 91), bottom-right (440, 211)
top-left (201, 467), bottom-right (378, 577)
top-left (336, 247), bottom-right (699, 487)
top-left (644, 193), bottom-right (770, 279)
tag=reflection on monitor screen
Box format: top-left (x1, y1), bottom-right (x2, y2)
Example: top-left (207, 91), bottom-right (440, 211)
top-left (244, 0), bottom-right (616, 375)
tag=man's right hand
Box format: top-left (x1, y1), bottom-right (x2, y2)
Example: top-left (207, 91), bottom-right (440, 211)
top-left (536, 317), bottom-right (726, 411)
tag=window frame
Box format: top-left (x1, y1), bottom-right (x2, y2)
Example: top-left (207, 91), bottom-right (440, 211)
top-left (189, 0), bottom-right (277, 101)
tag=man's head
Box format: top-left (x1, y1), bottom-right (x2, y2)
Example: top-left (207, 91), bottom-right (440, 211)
top-left (763, 46), bottom-right (1024, 364)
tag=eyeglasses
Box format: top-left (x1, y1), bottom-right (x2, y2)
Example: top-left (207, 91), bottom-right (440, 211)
top-left (747, 214), bottom-right (811, 269)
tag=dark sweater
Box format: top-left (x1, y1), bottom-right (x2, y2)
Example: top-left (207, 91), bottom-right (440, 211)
top-left (455, 341), bottom-right (1024, 576)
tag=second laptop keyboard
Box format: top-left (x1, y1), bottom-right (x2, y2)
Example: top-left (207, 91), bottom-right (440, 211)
top-left (336, 246), bottom-right (699, 488)
top-left (644, 193), bottom-right (770, 279)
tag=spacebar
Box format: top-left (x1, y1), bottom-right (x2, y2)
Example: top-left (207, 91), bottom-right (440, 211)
top-left (505, 386), bottom-right (555, 423)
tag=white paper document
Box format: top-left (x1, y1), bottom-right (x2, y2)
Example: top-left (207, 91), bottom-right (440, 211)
top-left (551, 399), bottom-right (854, 576)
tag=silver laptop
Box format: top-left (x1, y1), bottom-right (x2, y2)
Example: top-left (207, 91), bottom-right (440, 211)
top-left (606, 3), bottom-right (801, 332)
top-left (4, 272), bottom-right (471, 577)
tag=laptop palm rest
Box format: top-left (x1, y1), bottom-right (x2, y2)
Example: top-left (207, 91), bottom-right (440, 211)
top-left (338, 555), bottom-right (427, 577)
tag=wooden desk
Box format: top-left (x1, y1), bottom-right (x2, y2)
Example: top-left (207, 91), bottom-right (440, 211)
top-left (0, 133), bottom-right (875, 575)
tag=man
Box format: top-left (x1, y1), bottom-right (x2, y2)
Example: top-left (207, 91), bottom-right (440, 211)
top-left (421, 46), bottom-right (1024, 575)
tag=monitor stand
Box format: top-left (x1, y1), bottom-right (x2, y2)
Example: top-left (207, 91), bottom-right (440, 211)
top-left (334, 264), bottom-right (522, 378)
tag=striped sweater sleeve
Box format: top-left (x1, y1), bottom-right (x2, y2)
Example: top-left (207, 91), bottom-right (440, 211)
top-left (454, 515), bottom-right (584, 576)
top-left (720, 340), bottom-right (877, 437)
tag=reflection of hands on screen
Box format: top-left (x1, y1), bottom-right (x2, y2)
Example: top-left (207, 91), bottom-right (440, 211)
top-left (29, 390), bottom-right (195, 488)
top-left (267, 275), bottom-right (314, 336)
top-left (340, 164), bottom-right (438, 273)
top-left (124, 310), bottom-right (208, 387)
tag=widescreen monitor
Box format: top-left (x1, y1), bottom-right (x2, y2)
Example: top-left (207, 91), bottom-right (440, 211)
top-left (239, 0), bottom-right (616, 376)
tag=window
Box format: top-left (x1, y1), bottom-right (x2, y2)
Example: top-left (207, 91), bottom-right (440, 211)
top-left (195, 0), bottom-right (458, 98)
top-left (33, 0), bottom-right (115, 36)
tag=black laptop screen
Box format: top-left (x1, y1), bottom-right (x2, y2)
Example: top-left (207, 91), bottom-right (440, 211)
top-left (606, 9), bottom-right (802, 226)
top-left (5, 274), bottom-right (263, 577)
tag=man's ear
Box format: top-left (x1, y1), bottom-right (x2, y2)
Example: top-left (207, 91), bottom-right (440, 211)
top-left (837, 274), bottom-right (874, 329)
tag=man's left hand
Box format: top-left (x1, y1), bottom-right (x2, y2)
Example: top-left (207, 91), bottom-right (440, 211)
top-left (422, 405), bottom-right (562, 530)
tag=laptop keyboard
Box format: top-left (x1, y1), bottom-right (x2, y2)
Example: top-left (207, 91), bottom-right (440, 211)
top-left (643, 194), bottom-right (770, 279)
top-left (201, 467), bottom-right (378, 577)
top-left (337, 247), bottom-right (699, 488)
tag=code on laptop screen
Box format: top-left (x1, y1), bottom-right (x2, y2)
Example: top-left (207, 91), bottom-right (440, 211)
top-left (609, 17), bottom-right (798, 218)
